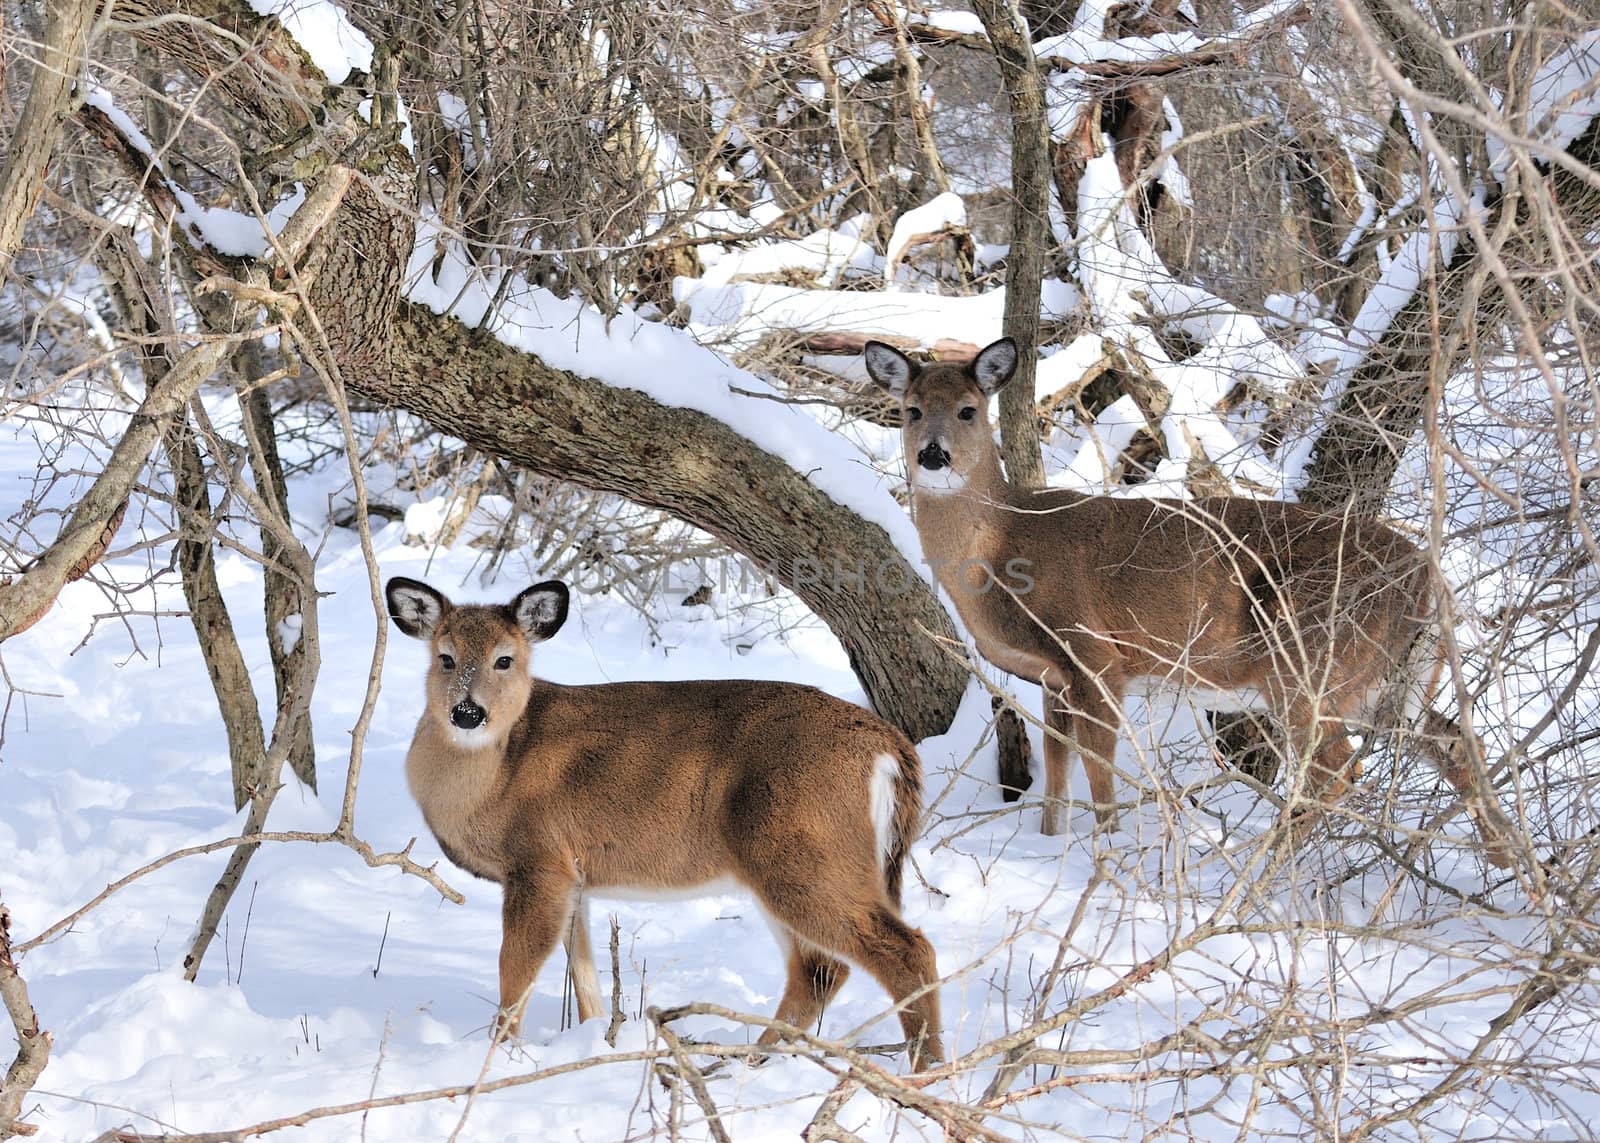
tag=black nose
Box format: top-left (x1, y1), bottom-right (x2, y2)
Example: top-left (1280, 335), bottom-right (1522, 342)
top-left (917, 442), bottom-right (951, 471)
top-left (451, 701), bottom-right (486, 730)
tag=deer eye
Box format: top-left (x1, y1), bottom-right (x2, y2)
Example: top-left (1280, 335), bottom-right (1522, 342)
top-left (958, 406), bottom-right (977, 421)
top-left (439, 653), bottom-right (456, 671)
top-left (907, 407), bottom-right (923, 422)
top-left (494, 655), bottom-right (513, 671)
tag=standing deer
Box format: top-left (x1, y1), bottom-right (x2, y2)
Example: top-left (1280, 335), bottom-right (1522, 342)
top-left (863, 337), bottom-right (1515, 869)
top-left (384, 576), bottom-right (943, 1068)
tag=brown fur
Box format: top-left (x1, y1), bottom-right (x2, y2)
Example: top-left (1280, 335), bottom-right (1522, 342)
top-left (384, 577), bottom-right (943, 1068)
top-left (864, 338), bottom-right (1514, 869)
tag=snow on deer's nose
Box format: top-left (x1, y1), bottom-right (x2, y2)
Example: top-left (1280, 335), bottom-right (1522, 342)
top-left (451, 699), bottom-right (487, 730)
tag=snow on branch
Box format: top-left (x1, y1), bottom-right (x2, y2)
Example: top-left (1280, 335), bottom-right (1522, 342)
top-left (404, 218), bottom-right (932, 572)
top-left (1071, 151), bottom-right (1303, 495)
top-left (79, 87), bottom-right (306, 262)
top-left (1489, 30), bottom-right (1600, 185)
top-left (1035, 0), bottom-right (1307, 78)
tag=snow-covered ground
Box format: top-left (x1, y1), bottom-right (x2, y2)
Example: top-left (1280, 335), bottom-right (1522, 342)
top-left (1, 378), bottom-right (1590, 1141)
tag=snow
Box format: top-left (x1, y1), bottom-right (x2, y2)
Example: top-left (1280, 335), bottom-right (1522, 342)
top-left (883, 191), bottom-right (967, 285)
top-left (697, 216), bottom-right (876, 289)
top-left (907, 10), bottom-right (985, 37)
top-left (5, 459), bottom-right (1567, 1138)
top-left (1034, 0), bottom-right (1299, 68)
top-left (11, 1), bottom-right (1596, 1133)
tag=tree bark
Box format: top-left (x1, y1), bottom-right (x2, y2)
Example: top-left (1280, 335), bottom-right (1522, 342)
top-left (0, 0), bottom-right (96, 271)
top-left (1301, 118), bottom-right (1600, 512)
top-left (971, 0), bottom-right (1049, 490)
top-left (236, 345), bottom-right (317, 792)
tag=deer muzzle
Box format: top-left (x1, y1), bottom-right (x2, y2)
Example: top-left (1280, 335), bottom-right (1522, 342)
top-left (451, 699), bottom-right (487, 729)
top-left (917, 441), bottom-right (952, 471)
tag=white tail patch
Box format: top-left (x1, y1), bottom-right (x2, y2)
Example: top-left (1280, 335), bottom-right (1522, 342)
top-left (869, 753), bottom-right (899, 870)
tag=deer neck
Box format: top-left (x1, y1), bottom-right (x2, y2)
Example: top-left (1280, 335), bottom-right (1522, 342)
top-left (910, 449), bottom-right (1010, 569)
top-left (406, 719), bottom-right (512, 876)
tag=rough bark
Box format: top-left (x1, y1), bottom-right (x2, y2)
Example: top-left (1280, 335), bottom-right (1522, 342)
top-left (992, 698), bottom-right (1034, 803)
top-left (106, 0), bottom-right (970, 742)
top-left (971, 0), bottom-right (1049, 491)
top-left (0, 0), bottom-right (96, 271)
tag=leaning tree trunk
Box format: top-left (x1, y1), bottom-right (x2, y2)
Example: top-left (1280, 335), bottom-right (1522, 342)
top-left (105, 0), bottom-right (970, 742)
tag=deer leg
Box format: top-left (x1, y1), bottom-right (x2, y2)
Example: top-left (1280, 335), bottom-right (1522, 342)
top-left (1420, 710), bottom-right (1516, 870)
top-left (835, 905), bottom-right (943, 1071)
top-left (1065, 672), bottom-right (1122, 830)
top-left (563, 891), bottom-right (607, 1025)
top-left (497, 864), bottom-right (578, 1039)
top-left (759, 876), bottom-right (942, 1070)
top-left (757, 931), bottom-right (851, 1053)
top-left (1040, 698), bottom-right (1071, 837)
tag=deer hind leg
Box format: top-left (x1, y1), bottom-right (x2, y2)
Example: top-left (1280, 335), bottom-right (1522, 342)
top-left (759, 876), bottom-right (942, 1070)
top-left (756, 931), bottom-right (851, 1052)
top-left (497, 865), bottom-right (580, 1039)
top-left (836, 905), bottom-right (943, 1071)
top-left (563, 891), bottom-right (607, 1025)
top-left (1074, 704), bottom-right (1121, 830)
top-left (1419, 709), bottom-right (1516, 870)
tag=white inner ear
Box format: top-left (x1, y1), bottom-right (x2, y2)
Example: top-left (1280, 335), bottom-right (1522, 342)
top-left (974, 341), bottom-right (1017, 391)
top-left (517, 592), bottom-right (561, 632)
top-left (395, 590), bottom-right (441, 633)
top-left (864, 344), bottom-right (913, 396)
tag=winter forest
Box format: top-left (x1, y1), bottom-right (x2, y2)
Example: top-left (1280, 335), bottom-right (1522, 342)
top-left (2, 0), bottom-right (1598, 1138)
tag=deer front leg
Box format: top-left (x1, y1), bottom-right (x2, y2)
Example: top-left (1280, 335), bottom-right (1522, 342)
top-left (1041, 699), bottom-right (1072, 836)
top-left (497, 864), bottom-right (579, 1040)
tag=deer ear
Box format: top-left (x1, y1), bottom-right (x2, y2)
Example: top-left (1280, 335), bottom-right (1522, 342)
top-left (972, 338), bottom-right (1019, 396)
top-left (863, 341), bottom-right (918, 400)
top-left (509, 580), bottom-right (570, 643)
top-left (386, 577), bottom-right (451, 640)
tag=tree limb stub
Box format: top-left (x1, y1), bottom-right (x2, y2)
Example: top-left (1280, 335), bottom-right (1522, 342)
top-left (0, 897), bottom-right (50, 1139)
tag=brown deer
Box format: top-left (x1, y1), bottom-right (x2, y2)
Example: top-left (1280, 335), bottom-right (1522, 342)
top-left (384, 576), bottom-right (943, 1068)
top-left (863, 337), bottom-right (1515, 869)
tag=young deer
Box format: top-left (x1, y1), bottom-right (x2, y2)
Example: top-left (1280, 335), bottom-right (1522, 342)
top-left (863, 338), bottom-right (1515, 869)
top-left (384, 576), bottom-right (943, 1068)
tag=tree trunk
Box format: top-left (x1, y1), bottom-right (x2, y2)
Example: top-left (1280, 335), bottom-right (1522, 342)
top-left (1301, 122), bottom-right (1600, 512)
top-left (102, 232), bottom-right (269, 810)
top-left (971, 0), bottom-right (1049, 491)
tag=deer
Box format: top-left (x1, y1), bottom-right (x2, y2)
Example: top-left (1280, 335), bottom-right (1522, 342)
top-left (862, 337), bottom-right (1516, 870)
top-left (383, 576), bottom-right (943, 1069)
